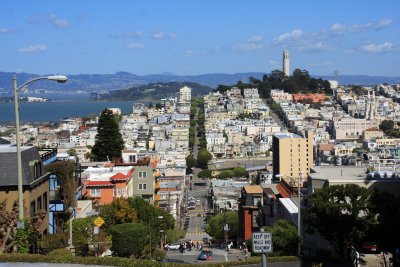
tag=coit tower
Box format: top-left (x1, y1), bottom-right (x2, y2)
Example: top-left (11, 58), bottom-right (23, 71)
top-left (283, 50), bottom-right (290, 76)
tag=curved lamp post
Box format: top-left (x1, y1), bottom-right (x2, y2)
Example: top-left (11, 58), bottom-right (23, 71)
top-left (14, 74), bottom-right (68, 224)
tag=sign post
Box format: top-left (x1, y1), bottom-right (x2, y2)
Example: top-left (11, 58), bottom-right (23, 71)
top-left (93, 216), bottom-right (104, 255)
top-left (252, 229), bottom-right (272, 267)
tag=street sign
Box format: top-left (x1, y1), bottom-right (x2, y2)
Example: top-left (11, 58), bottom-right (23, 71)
top-left (252, 232), bottom-right (273, 253)
top-left (93, 216), bottom-right (105, 228)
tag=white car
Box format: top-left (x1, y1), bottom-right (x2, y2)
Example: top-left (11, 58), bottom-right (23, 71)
top-left (166, 243), bottom-right (180, 250)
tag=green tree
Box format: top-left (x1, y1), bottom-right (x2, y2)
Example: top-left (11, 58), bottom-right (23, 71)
top-left (198, 170), bottom-right (212, 179)
top-left (67, 148), bottom-right (77, 156)
top-left (262, 220), bottom-right (300, 256)
top-left (206, 211), bottom-right (238, 240)
top-left (379, 120), bottom-right (394, 132)
top-left (186, 154), bottom-right (197, 169)
top-left (45, 161), bottom-right (77, 211)
top-left (232, 167), bottom-right (247, 177)
top-left (0, 201), bottom-right (46, 253)
top-left (197, 148), bottom-right (212, 169)
top-left (306, 184), bottom-right (374, 256)
top-left (369, 190), bottom-right (400, 250)
top-left (111, 223), bottom-right (147, 258)
top-left (218, 170), bottom-right (235, 179)
top-left (128, 198), bottom-right (175, 230)
top-left (165, 228), bottom-right (185, 243)
top-left (100, 198), bottom-right (137, 233)
top-left (92, 108), bottom-right (124, 161)
top-left (64, 216), bottom-right (96, 253)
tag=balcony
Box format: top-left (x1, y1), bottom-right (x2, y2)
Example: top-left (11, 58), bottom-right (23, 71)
top-left (39, 148), bottom-right (58, 166)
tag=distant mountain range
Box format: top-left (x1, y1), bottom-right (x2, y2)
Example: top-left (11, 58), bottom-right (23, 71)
top-left (1, 71), bottom-right (399, 93)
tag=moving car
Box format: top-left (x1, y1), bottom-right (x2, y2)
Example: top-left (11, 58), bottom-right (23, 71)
top-left (166, 243), bottom-right (181, 251)
top-left (197, 250), bottom-right (213, 260)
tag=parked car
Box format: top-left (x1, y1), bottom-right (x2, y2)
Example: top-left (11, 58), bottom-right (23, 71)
top-left (197, 250), bottom-right (213, 260)
top-left (361, 241), bottom-right (380, 253)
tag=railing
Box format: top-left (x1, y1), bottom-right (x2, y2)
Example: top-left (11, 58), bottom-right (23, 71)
top-left (39, 148), bottom-right (58, 166)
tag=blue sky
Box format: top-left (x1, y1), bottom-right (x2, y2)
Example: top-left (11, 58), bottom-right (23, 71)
top-left (0, 0), bottom-right (399, 76)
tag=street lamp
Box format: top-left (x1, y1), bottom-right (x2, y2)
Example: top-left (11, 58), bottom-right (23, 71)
top-left (14, 74), bottom-right (67, 223)
top-left (68, 206), bottom-right (75, 249)
top-left (158, 215), bottom-right (165, 248)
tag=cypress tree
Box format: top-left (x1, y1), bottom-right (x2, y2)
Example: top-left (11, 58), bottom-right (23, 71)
top-left (92, 109), bottom-right (124, 161)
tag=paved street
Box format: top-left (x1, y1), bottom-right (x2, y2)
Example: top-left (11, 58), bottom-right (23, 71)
top-left (183, 177), bottom-right (211, 242)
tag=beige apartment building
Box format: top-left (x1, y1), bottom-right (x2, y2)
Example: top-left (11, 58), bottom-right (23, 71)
top-left (272, 130), bottom-right (313, 183)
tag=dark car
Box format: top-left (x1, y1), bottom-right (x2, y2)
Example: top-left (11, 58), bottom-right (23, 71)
top-left (361, 241), bottom-right (380, 253)
top-left (197, 250), bottom-right (213, 260)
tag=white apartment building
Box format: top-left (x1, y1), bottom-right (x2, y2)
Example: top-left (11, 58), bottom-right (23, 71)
top-left (179, 86), bottom-right (191, 102)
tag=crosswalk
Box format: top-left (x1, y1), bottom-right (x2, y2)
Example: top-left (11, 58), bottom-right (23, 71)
top-left (186, 231), bottom-right (207, 235)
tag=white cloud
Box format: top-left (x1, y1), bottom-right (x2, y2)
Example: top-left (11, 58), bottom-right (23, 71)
top-left (127, 43), bottom-right (144, 49)
top-left (361, 42), bottom-right (393, 53)
top-left (110, 31), bottom-right (143, 38)
top-left (306, 61), bottom-right (334, 67)
top-left (0, 27), bottom-right (15, 33)
top-left (375, 19), bottom-right (392, 29)
top-left (18, 45), bottom-right (48, 53)
top-left (152, 31), bottom-right (176, 40)
top-left (49, 14), bottom-right (69, 29)
top-left (247, 35), bottom-right (263, 42)
top-left (185, 50), bottom-right (207, 56)
top-left (330, 19), bottom-right (392, 34)
top-left (274, 29), bottom-right (303, 42)
top-left (234, 43), bottom-right (264, 51)
top-left (298, 41), bottom-right (329, 53)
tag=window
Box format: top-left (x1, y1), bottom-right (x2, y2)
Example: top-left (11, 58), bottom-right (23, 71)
top-left (253, 196), bottom-right (261, 206)
top-left (139, 172), bottom-right (147, 179)
top-left (43, 192), bottom-right (48, 211)
top-left (30, 201), bottom-right (36, 217)
top-left (116, 188), bottom-right (121, 197)
top-left (129, 155), bottom-right (135, 162)
top-left (121, 188), bottom-right (126, 196)
top-left (139, 184), bottom-right (147, 190)
top-left (37, 196), bottom-right (42, 210)
top-left (90, 188), bottom-right (101, 196)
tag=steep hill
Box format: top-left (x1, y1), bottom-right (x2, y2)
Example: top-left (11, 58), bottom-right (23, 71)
top-left (106, 81), bottom-right (213, 100)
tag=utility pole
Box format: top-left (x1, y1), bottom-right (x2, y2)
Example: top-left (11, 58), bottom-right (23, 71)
top-left (223, 208), bottom-right (228, 250)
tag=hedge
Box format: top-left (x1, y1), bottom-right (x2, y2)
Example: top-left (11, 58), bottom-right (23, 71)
top-left (0, 253), bottom-right (299, 267)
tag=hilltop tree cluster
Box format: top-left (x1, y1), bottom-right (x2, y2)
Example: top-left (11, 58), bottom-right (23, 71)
top-left (216, 69), bottom-right (332, 98)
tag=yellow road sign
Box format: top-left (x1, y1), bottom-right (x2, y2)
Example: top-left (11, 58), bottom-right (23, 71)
top-left (93, 216), bottom-right (105, 228)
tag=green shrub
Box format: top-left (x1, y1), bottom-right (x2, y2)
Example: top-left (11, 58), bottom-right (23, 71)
top-left (151, 249), bottom-right (166, 261)
top-left (111, 223), bottom-right (147, 258)
top-left (47, 248), bottom-right (70, 257)
top-left (38, 233), bottom-right (68, 250)
top-left (0, 253), bottom-right (299, 266)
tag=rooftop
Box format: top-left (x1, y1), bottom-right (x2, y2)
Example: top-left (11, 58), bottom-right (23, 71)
top-left (244, 185), bottom-right (263, 194)
top-left (310, 166), bottom-right (368, 181)
top-left (274, 133), bottom-right (303, 139)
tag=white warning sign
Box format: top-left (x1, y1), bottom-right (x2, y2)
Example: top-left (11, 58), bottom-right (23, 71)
top-left (252, 232), bottom-right (273, 253)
